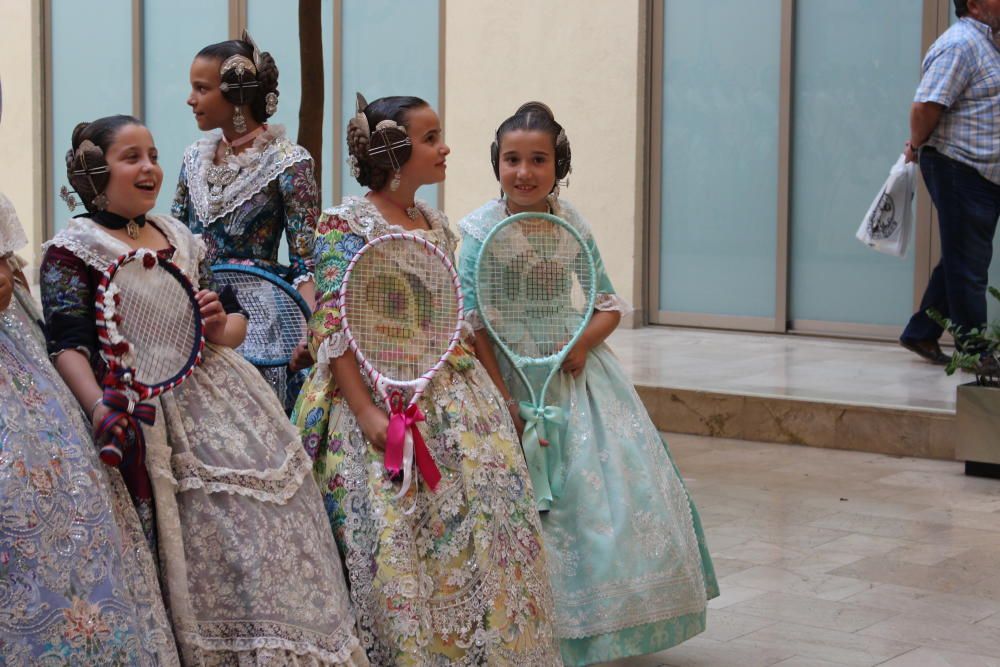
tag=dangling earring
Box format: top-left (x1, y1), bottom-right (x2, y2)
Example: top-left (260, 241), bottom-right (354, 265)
top-left (92, 193), bottom-right (109, 211)
top-left (390, 170), bottom-right (401, 192)
top-left (233, 106), bottom-right (247, 134)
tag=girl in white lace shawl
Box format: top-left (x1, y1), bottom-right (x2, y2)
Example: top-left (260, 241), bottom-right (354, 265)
top-left (40, 115), bottom-right (367, 665)
top-left (457, 102), bottom-right (719, 667)
top-left (1, 191), bottom-right (180, 665)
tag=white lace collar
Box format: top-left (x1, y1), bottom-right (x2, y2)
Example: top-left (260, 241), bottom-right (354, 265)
top-left (327, 195), bottom-right (457, 252)
top-left (182, 124), bottom-right (310, 225)
top-left (457, 195), bottom-right (592, 243)
top-left (42, 214), bottom-right (203, 279)
top-left (0, 192), bottom-right (28, 258)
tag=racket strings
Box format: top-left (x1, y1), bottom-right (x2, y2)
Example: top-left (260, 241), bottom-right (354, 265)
top-left (113, 263), bottom-right (198, 386)
top-left (479, 218), bottom-right (594, 360)
top-left (344, 239), bottom-right (459, 383)
top-left (213, 271), bottom-right (307, 360)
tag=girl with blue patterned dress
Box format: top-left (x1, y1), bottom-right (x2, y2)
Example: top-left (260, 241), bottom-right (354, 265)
top-left (457, 102), bottom-right (720, 667)
top-left (293, 94), bottom-right (561, 665)
top-left (0, 192), bottom-right (179, 665)
top-left (172, 34), bottom-right (317, 413)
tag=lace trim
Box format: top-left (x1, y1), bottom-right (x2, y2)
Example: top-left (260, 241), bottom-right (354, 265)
top-left (291, 271), bottom-right (315, 289)
top-left (555, 568), bottom-right (707, 638)
top-left (457, 195), bottom-right (592, 243)
top-left (0, 192), bottom-right (28, 256)
top-left (595, 292), bottom-right (634, 315)
top-left (184, 125), bottom-right (311, 224)
top-left (43, 215), bottom-right (202, 279)
top-left (42, 234), bottom-right (113, 273)
top-left (181, 620), bottom-right (367, 666)
top-left (172, 440), bottom-right (313, 505)
top-left (329, 195), bottom-right (457, 252)
top-left (464, 309), bottom-right (485, 332)
top-left (459, 319), bottom-right (476, 339)
top-left (313, 333), bottom-right (349, 385)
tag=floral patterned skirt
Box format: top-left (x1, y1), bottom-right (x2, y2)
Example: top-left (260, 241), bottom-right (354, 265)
top-left (143, 344), bottom-right (367, 666)
top-left (0, 287), bottom-right (179, 666)
top-left (294, 357), bottom-right (562, 666)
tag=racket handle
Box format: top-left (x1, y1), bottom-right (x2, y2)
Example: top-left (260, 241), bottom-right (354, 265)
top-left (99, 443), bottom-right (123, 466)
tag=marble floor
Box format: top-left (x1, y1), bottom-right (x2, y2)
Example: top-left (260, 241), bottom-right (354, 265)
top-left (598, 433), bottom-right (1000, 667)
top-left (608, 328), bottom-right (964, 413)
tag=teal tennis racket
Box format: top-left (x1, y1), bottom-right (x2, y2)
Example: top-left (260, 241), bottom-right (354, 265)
top-left (475, 211), bottom-right (597, 510)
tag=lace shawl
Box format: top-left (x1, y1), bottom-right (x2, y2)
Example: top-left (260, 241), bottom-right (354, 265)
top-left (181, 124), bottom-right (312, 224)
top-left (42, 214), bottom-right (203, 278)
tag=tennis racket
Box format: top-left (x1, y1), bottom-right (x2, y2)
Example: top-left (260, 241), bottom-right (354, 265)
top-left (210, 264), bottom-right (311, 367)
top-left (95, 249), bottom-right (205, 466)
top-left (475, 211), bottom-right (597, 510)
top-left (339, 233), bottom-right (464, 498)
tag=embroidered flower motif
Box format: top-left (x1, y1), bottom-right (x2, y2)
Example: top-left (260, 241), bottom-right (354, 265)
top-left (62, 597), bottom-right (112, 646)
top-left (304, 406), bottom-right (324, 430)
top-left (334, 234), bottom-right (364, 262)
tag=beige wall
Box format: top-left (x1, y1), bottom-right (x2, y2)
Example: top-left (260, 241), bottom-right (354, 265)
top-left (0, 0), bottom-right (45, 275)
top-left (443, 0), bottom-right (646, 325)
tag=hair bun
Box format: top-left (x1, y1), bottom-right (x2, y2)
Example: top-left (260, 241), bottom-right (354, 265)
top-left (515, 101), bottom-right (556, 120)
top-left (256, 50), bottom-right (279, 92)
top-left (70, 121), bottom-right (91, 149)
top-left (66, 139), bottom-right (110, 209)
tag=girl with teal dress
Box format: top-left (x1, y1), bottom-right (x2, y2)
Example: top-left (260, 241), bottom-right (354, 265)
top-left (457, 102), bottom-right (720, 667)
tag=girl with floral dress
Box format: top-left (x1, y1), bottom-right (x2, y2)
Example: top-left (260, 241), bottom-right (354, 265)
top-left (41, 114), bottom-right (367, 665)
top-left (293, 94), bottom-right (561, 666)
top-left (172, 33), bottom-right (317, 412)
top-left (457, 102), bottom-right (720, 667)
top-left (0, 191), bottom-right (179, 666)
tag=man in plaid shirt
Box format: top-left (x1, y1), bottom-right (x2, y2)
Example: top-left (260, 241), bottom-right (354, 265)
top-left (900, 0), bottom-right (1000, 369)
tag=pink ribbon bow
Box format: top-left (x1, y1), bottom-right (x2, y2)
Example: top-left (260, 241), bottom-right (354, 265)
top-left (385, 399), bottom-right (441, 495)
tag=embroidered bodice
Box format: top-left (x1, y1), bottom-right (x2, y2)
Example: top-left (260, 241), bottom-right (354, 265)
top-left (171, 124), bottom-right (318, 285)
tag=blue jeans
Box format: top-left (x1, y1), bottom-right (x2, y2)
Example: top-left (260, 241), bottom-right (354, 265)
top-left (902, 148), bottom-right (1000, 349)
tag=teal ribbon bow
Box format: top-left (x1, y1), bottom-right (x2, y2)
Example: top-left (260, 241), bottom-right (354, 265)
top-left (519, 401), bottom-right (567, 511)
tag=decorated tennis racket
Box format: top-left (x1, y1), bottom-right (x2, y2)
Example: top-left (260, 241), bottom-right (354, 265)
top-left (339, 233), bottom-right (464, 498)
top-left (475, 211), bottom-right (597, 510)
top-left (210, 264), bottom-right (311, 367)
top-left (95, 249), bottom-right (205, 466)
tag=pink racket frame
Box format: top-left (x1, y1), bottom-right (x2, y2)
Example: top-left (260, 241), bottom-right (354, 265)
top-left (339, 232), bottom-right (465, 408)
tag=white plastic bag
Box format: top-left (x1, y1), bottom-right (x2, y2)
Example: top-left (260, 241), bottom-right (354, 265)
top-left (856, 153), bottom-right (915, 257)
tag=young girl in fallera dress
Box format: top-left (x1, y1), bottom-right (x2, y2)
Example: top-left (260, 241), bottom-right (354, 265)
top-left (457, 102), bottom-right (720, 667)
top-left (293, 94), bottom-right (561, 665)
top-left (41, 115), bottom-right (366, 665)
top-left (172, 33), bottom-right (317, 413)
top-left (0, 191), bottom-right (179, 666)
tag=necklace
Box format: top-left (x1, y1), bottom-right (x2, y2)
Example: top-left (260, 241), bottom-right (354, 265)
top-left (375, 192), bottom-right (420, 221)
top-left (91, 210), bottom-right (146, 239)
top-left (205, 127), bottom-right (266, 215)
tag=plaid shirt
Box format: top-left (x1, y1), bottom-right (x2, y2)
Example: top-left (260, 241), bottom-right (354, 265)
top-left (916, 17), bottom-right (1000, 185)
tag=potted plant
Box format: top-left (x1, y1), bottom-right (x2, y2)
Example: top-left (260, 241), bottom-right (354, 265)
top-left (930, 287), bottom-right (1000, 477)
